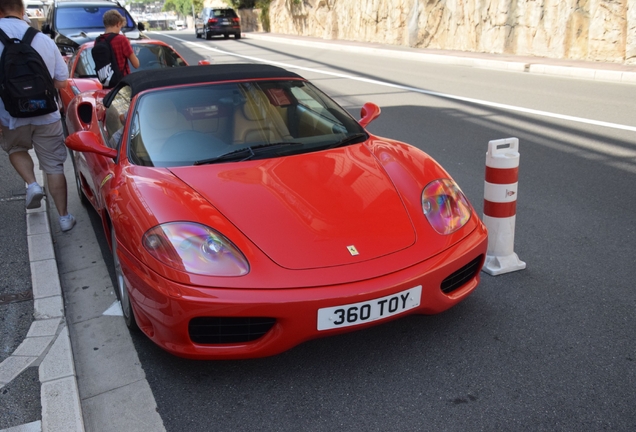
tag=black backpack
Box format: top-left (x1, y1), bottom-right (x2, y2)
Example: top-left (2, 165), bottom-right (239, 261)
top-left (92, 33), bottom-right (123, 89)
top-left (0, 27), bottom-right (58, 118)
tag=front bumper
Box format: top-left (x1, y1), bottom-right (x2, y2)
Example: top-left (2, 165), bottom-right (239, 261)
top-left (118, 224), bottom-right (487, 360)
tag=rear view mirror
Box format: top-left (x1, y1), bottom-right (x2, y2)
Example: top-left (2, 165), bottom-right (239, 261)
top-left (66, 131), bottom-right (117, 159)
top-left (359, 102), bottom-right (381, 128)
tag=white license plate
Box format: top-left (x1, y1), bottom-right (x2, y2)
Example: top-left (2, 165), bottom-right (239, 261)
top-left (317, 286), bottom-right (422, 331)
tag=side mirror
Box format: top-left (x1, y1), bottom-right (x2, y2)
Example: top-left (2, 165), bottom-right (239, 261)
top-left (137, 22), bottom-right (145, 32)
top-left (65, 131), bottom-right (117, 159)
top-left (359, 102), bottom-right (381, 128)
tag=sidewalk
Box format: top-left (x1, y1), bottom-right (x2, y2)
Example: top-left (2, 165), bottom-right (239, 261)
top-left (0, 30), bottom-right (634, 432)
top-left (0, 151), bottom-right (83, 432)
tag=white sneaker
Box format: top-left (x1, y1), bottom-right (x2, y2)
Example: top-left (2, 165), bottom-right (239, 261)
top-left (25, 183), bottom-right (44, 209)
top-left (59, 214), bottom-right (76, 232)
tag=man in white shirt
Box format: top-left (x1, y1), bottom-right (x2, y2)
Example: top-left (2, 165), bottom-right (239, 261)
top-left (0, 0), bottom-right (75, 231)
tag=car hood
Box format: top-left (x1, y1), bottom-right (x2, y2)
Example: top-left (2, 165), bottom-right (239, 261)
top-left (169, 145), bottom-right (416, 270)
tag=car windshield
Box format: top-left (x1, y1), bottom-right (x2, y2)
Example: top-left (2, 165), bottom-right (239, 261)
top-left (73, 44), bottom-right (186, 78)
top-left (127, 80), bottom-right (367, 168)
top-left (56, 6), bottom-right (135, 30)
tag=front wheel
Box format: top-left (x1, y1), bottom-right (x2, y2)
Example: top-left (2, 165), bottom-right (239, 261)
top-left (111, 226), bottom-right (139, 331)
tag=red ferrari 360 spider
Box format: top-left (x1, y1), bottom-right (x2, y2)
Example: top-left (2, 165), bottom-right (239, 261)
top-left (64, 64), bottom-right (487, 360)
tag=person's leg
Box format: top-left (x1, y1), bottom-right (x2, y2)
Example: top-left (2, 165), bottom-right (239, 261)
top-left (32, 121), bottom-right (75, 231)
top-left (8, 150), bottom-right (37, 184)
top-left (46, 172), bottom-right (68, 216)
top-left (3, 125), bottom-right (44, 209)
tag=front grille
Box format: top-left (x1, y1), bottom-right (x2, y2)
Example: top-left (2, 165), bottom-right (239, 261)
top-left (441, 255), bottom-right (484, 294)
top-left (189, 317), bottom-right (276, 344)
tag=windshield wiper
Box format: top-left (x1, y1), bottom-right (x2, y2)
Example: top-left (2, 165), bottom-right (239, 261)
top-left (194, 142), bottom-right (303, 166)
top-left (324, 133), bottom-right (368, 150)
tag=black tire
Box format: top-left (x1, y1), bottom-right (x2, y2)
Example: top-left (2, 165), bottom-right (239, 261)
top-left (224, 33), bottom-right (229, 39)
top-left (234, 33), bottom-right (241, 39)
top-left (205, 32), bottom-right (211, 40)
top-left (111, 227), bottom-right (139, 331)
top-left (71, 152), bottom-right (90, 207)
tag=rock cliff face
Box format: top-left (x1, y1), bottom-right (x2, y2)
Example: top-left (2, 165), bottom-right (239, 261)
top-left (263, 0), bottom-right (635, 64)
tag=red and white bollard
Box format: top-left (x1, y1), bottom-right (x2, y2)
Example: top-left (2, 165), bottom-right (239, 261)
top-left (482, 138), bottom-right (526, 276)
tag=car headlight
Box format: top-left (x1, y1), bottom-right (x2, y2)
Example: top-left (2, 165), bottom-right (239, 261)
top-left (142, 222), bottom-right (249, 276)
top-left (421, 179), bottom-right (471, 235)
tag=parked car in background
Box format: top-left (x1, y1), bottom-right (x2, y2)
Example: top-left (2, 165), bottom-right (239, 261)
top-left (58, 39), bottom-right (209, 116)
top-left (175, 20), bottom-right (186, 30)
top-left (63, 63), bottom-right (487, 360)
top-left (42, 0), bottom-right (146, 56)
top-left (195, 7), bottom-right (240, 40)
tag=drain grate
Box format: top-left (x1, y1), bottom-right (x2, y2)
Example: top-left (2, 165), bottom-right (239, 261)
top-left (0, 196), bottom-right (27, 203)
top-left (0, 189), bottom-right (28, 203)
top-left (0, 290), bottom-right (33, 305)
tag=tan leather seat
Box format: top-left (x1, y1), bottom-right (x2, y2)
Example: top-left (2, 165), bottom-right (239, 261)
top-left (233, 89), bottom-right (292, 144)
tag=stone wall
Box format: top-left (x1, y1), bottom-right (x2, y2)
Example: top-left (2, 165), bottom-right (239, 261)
top-left (265, 0), bottom-right (636, 64)
top-left (237, 8), bottom-right (264, 32)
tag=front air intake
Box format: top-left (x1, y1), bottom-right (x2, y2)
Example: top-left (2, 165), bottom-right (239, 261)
top-left (189, 317), bottom-right (276, 344)
top-left (441, 255), bottom-right (484, 294)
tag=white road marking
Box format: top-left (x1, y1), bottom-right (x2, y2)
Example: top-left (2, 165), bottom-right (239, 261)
top-left (157, 33), bottom-right (636, 133)
top-left (103, 300), bottom-right (123, 316)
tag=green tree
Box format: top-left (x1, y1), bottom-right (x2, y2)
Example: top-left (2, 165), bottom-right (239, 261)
top-left (226, 0), bottom-right (259, 8)
top-left (162, 0), bottom-right (205, 17)
top-left (129, 0), bottom-right (157, 7)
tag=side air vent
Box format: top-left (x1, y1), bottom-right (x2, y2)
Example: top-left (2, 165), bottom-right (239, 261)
top-left (77, 102), bottom-right (93, 125)
top-left (441, 255), bottom-right (484, 294)
top-left (189, 317), bottom-right (276, 344)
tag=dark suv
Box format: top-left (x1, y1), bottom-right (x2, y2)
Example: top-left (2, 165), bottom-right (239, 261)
top-left (42, 0), bottom-right (146, 55)
top-left (195, 8), bottom-right (241, 40)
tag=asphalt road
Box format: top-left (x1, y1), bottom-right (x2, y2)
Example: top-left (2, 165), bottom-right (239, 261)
top-left (67, 31), bottom-right (636, 431)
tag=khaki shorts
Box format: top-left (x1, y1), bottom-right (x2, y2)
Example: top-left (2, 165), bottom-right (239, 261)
top-left (1, 121), bottom-right (67, 175)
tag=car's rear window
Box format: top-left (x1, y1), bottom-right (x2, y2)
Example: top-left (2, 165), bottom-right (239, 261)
top-left (56, 6), bottom-right (135, 30)
top-left (210, 9), bottom-right (237, 18)
top-left (73, 44), bottom-right (186, 78)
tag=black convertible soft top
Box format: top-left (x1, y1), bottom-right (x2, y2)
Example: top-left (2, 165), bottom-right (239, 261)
top-left (103, 63), bottom-right (303, 106)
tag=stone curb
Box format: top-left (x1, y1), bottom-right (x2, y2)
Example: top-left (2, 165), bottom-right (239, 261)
top-left (0, 151), bottom-right (85, 432)
top-left (244, 33), bottom-right (636, 85)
